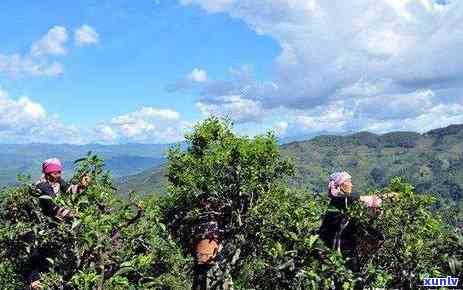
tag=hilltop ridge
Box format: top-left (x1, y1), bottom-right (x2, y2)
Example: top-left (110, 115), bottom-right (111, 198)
top-left (118, 124), bottom-right (463, 204)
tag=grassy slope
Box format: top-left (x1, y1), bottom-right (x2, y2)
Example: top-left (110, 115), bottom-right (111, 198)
top-left (117, 124), bottom-right (463, 204)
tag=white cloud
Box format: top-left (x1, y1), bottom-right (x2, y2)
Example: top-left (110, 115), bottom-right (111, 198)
top-left (167, 68), bottom-right (210, 91)
top-left (187, 68), bottom-right (208, 83)
top-left (169, 65), bottom-right (273, 124)
top-left (0, 88), bottom-right (84, 144)
top-left (196, 94), bottom-right (264, 123)
top-left (18, 97), bottom-right (47, 120)
top-left (74, 25), bottom-right (99, 46)
top-left (358, 102), bottom-right (463, 133)
top-left (0, 88), bottom-right (194, 144)
top-left (1, 84), bottom-right (458, 144)
top-left (293, 102), bottom-right (355, 133)
top-left (95, 107), bottom-right (192, 143)
top-left (1, 25), bottom-right (97, 78)
top-left (181, 0), bottom-right (463, 135)
top-left (273, 121), bottom-right (288, 136)
top-left (0, 54), bottom-right (64, 77)
top-left (96, 125), bottom-right (118, 142)
top-left (274, 88), bottom-right (463, 138)
top-left (354, 89), bottom-right (436, 120)
top-left (179, 0), bottom-right (234, 12)
top-left (30, 26), bottom-right (68, 57)
top-left (0, 89), bottom-right (46, 129)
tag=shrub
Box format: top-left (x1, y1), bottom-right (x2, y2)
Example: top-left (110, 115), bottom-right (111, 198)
top-left (0, 119), bottom-right (461, 290)
top-left (0, 153), bottom-right (189, 290)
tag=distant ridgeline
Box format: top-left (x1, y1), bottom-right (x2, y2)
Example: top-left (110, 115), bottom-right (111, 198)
top-left (1, 125), bottom-right (462, 203)
top-left (118, 124), bottom-right (463, 205)
top-left (0, 143), bottom-right (177, 187)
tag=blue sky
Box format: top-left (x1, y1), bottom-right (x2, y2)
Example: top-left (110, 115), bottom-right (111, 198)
top-left (0, 0), bottom-right (462, 144)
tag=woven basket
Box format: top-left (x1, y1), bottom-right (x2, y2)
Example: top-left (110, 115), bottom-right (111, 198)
top-left (196, 239), bottom-right (219, 265)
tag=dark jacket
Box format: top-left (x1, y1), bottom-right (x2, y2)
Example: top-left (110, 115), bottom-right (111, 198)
top-left (35, 177), bottom-right (70, 217)
top-left (319, 194), bottom-right (359, 249)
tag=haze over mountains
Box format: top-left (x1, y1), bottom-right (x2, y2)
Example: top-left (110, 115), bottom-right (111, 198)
top-left (0, 132), bottom-right (328, 187)
top-left (1, 124), bottom-right (463, 206)
top-left (118, 124), bottom-right (463, 205)
top-left (0, 143), bottom-right (175, 186)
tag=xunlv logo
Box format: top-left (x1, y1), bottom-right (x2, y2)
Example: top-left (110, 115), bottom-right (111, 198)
top-left (423, 276), bottom-right (459, 287)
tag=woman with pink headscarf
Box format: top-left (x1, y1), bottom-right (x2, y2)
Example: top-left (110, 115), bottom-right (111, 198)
top-left (29, 158), bottom-right (90, 289)
top-left (319, 171), bottom-right (383, 275)
top-left (34, 158), bottom-right (77, 219)
top-left (35, 159), bottom-right (91, 211)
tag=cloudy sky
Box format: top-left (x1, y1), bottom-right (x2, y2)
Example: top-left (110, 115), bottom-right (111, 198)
top-left (0, 0), bottom-right (462, 144)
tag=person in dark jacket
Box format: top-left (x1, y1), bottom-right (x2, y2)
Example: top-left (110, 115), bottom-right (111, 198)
top-left (192, 198), bottom-right (224, 290)
top-left (28, 158), bottom-right (90, 289)
top-left (319, 172), bottom-right (383, 274)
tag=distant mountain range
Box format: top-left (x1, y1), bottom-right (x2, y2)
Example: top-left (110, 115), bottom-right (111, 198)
top-left (0, 132), bottom-right (337, 188)
top-left (277, 130), bottom-right (355, 145)
top-left (0, 143), bottom-right (183, 186)
top-left (117, 124), bottom-right (463, 205)
top-left (2, 125), bottom-right (462, 205)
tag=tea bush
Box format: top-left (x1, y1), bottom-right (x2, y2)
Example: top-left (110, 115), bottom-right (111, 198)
top-left (0, 118), bottom-right (461, 289)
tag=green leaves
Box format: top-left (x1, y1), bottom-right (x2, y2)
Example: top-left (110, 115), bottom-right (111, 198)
top-left (0, 153), bottom-right (189, 290)
top-left (305, 235), bottom-right (319, 249)
top-left (0, 118), bottom-right (461, 289)
top-left (164, 117), bottom-right (296, 288)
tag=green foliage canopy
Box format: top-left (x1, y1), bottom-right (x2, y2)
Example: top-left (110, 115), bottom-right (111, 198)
top-left (0, 118), bottom-right (461, 289)
top-left (0, 153), bottom-right (190, 290)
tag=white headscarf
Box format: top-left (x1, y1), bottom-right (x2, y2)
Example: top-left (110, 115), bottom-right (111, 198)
top-left (328, 171), bottom-right (352, 197)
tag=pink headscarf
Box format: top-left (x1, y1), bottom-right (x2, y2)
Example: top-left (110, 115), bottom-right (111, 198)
top-left (328, 171), bottom-right (351, 197)
top-left (42, 158), bottom-right (63, 174)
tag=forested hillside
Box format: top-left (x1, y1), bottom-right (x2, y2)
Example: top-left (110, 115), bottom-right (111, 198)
top-left (283, 124), bottom-right (463, 203)
top-left (118, 124), bottom-right (463, 206)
